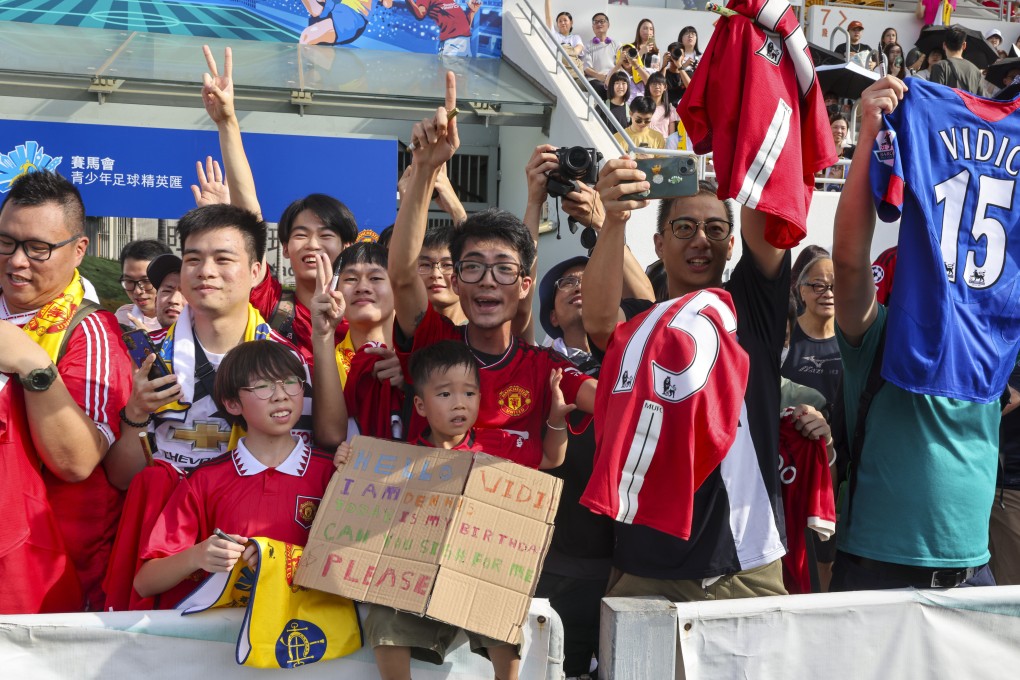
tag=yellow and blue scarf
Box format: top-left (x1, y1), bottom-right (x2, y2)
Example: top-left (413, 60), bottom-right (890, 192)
top-left (179, 537), bottom-right (362, 669)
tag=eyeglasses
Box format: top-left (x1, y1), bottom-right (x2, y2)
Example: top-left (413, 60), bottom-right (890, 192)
top-left (593, 18), bottom-right (608, 24)
top-left (665, 218), bottom-right (733, 241)
top-left (454, 260), bottom-right (523, 285)
top-left (240, 376), bottom-right (305, 400)
top-left (554, 275), bottom-right (582, 291)
top-left (631, 116), bottom-right (653, 125)
top-left (801, 282), bottom-right (834, 295)
top-left (417, 260), bottom-right (454, 276)
top-left (0, 232), bottom-right (81, 262)
top-left (120, 277), bottom-right (155, 293)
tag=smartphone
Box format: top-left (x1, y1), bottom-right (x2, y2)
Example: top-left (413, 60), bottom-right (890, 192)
top-left (621, 155), bottom-right (699, 201)
top-left (122, 329), bottom-right (174, 386)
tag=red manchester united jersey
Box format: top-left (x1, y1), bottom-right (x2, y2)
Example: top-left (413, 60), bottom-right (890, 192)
top-left (141, 439), bottom-right (335, 605)
top-left (581, 290), bottom-right (750, 540)
top-left (678, 0), bottom-right (836, 248)
top-left (406, 306), bottom-right (592, 468)
top-left (778, 414), bottom-right (835, 594)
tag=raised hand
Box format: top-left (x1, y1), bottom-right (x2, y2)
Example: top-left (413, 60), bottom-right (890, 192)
top-left (202, 45), bottom-right (235, 126)
top-left (190, 156), bottom-right (230, 207)
top-left (409, 71), bottom-right (459, 170)
top-left (310, 252), bottom-right (346, 340)
top-left (595, 157), bottom-right (649, 224)
top-left (525, 144), bottom-right (558, 206)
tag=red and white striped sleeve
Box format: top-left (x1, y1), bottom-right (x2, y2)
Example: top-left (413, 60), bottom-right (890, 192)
top-left (56, 310), bottom-right (134, 446)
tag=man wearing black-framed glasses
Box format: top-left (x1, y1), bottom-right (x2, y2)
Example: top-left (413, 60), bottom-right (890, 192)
top-left (0, 170), bottom-right (133, 614)
top-left (115, 239), bottom-right (171, 332)
top-left (584, 163), bottom-right (794, 603)
top-left (388, 74), bottom-right (597, 479)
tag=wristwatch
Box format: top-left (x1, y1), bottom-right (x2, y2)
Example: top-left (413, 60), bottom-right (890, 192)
top-left (20, 363), bottom-right (58, 392)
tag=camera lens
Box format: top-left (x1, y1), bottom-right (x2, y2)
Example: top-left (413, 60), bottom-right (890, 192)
top-left (564, 146), bottom-right (593, 177)
top-left (626, 46), bottom-right (638, 59)
top-left (671, 46), bottom-right (683, 60)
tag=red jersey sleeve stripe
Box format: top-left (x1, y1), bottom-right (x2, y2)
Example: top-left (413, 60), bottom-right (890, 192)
top-left (80, 314), bottom-right (112, 428)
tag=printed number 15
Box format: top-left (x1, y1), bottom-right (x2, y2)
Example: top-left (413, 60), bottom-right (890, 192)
top-left (934, 169), bottom-right (1011, 289)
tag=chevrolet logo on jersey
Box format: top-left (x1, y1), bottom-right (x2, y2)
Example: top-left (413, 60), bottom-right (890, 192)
top-left (171, 420), bottom-right (232, 450)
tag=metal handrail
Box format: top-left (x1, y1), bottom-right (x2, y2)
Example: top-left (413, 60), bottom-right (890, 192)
top-left (513, 0), bottom-right (699, 164)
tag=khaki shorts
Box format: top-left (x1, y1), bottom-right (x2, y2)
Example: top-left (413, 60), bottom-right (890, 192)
top-left (607, 559), bottom-right (788, 601)
top-left (364, 604), bottom-right (521, 665)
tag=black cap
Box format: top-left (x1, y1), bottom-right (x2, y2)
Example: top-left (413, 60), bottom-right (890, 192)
top-left (146, 253), bottom-right (182, 290)
top-left (539, 255), bottom-right (588, 340)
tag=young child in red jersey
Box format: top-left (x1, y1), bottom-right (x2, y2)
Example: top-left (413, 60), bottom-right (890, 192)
top-left (134, 341), bottom-right (337, 602)
top-left (335, 340), bottom-right (572, 680)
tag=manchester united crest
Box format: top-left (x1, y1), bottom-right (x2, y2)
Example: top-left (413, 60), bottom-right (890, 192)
top-left (497, 385), bottom-right (532, 417)
top-left (294, 496), bottom-right (320, 530)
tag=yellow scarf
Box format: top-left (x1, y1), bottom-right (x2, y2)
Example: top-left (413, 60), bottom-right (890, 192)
top-left (20, 269), bottom-right (87, 362)
top-left (156, 303), bottom-right (272, 450)
top-left (179, 537), bottom-right (362, 668)
top-left (334, 331), bottom-right (356, 390)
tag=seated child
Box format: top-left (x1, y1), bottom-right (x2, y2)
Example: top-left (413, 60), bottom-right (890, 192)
top-left (335, 340), bottom-right (573, 680)
top-left (134, 341), bottom-right (338, 601)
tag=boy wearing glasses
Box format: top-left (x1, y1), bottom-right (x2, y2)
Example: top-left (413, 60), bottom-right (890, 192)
top-left (417, 224), bottom-right (466, 325)
top-left (585, 166), bottom-right (792, 602)
top-left (115, 239), bottom-right (172, 332)
top-left (388, 75), bottom-right (596, 469)
top-left (134, 341), bottom-right (336, 601)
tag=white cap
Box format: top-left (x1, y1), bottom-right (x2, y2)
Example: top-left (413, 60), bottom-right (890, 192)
top-left (987, 29), bottom-right (1003, 40)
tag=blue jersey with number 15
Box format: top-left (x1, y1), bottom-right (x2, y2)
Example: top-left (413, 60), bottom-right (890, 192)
top-left (871, 77), bottom-right (1020, 403)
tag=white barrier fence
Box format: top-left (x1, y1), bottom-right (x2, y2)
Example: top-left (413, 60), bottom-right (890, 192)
top-left (601, 586), bottom-right (1020, 679)
top-left (0, 600), bottom-right (564, 679)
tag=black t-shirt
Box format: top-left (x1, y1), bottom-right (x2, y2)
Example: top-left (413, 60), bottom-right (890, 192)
top-left (596, 246), bottom-right (791, 579)
top-left (665, 70), bottom-right (684, 108)
top-left (781, 322), bottom-right (842, 410)
top-left (835, 41), bottom-right (873, 55)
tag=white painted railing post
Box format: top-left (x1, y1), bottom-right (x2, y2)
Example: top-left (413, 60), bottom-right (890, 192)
top-left (599, 596), bottom-right (678, 680)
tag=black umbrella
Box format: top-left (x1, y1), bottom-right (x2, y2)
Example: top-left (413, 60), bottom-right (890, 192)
top-left (914, 25), bottom-right (999, 69)
top-left (986, 57), bottom-right (1020, 88)
top-left (816, 62), bottom-right (879, 100)
top-left (809, 42), bottom-right (845, 67)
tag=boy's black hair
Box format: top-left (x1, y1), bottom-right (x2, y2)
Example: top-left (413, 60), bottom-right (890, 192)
top-left (629, 95), bottom-right (656, 116)
top-left (177, 204), bottom-right (267, 265)
top-left (333, 241), bottom-right (389, 273)
top-left (422, 223), bottom-right (455, 252)
top-left (376, 225), bottom-right (394, 250)
top-left (213, 341), bottom-right (305, 430)
top-left (1, 170), bottom-right (85, 235)
top-left (448, 208), bottom-right (537, 273)
top-left (408, 340), bottom-right (479, 399)
top-left (277, 193), bottom-right (358, 245)
top-left (408, 340), bottom-right (479, 398)
top-left (119, 239), bottom-right (171, 267)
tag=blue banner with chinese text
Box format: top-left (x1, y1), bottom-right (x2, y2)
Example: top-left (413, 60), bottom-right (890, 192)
top-left (0, 119), bottom-right (395, 231)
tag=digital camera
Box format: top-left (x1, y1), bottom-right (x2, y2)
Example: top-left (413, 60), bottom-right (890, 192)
top-left (547, 146), bottom-right (603, 198)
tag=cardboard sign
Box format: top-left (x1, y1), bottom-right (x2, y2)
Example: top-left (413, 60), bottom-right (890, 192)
top-left (295, 436), bottom-right (562, 644)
